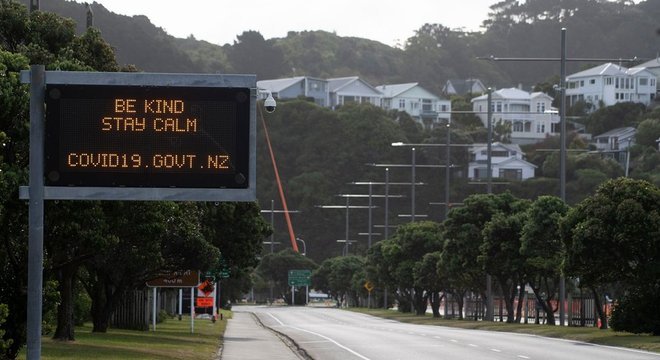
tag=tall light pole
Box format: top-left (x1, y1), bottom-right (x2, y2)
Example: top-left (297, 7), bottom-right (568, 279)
top-left (486, 87), bottom-right (494, 322)
top-left (444, 120), bottom-right (451, 220)
top-left (260, 201), bottom-right (299, 254)
top-left (558, 27), bottom-right (567, 327)
top-left (317, 196), bottom-right (373, 256)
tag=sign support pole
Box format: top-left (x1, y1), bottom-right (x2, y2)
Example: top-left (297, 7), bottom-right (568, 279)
top-left (213, 281), bottom-right (218, 320)
top-left (178, 289), bottom-right (183, 320)
top-left (26, 64), bottom-right (45, 360)
top-left (190, 287), bottom-right (195, 333)
top-left (152, 287), bottom-right (157, 331)
top-left (291, 286), bottom-right (295, 306)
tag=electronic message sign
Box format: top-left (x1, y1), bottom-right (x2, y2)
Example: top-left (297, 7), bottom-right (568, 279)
top-left (45, 84), bottom-right (250, 189)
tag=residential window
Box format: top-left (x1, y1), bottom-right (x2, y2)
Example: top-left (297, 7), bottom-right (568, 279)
top-left (500, 168), bottom-right (522, 181)
top-left (496, 102), bottom-right (502, 112)
top-left (615, 78), bottom-right (620, 89)
top-left (536, 102), bottom-right (545, 113)
top-left (399, 99), bottom-right (405, 109)
top-left (640, 78), bottom-right (648, 86)
top-left (580, 80), bottom-right (584, 87)
top-left (606, 77), bottom-right (613, 85)
top-left (536, 124), bottom-right (545, 133)
top-left (492, 150), bottom-right (509, 157)
top-left (513, 121), bottom-right (523, 132)
top-left (590, 79), bottom-right (596, 85)
top-left (440, 104), bottom-right (448, 112)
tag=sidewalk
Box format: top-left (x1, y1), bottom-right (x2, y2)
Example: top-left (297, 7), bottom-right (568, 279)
top-left (220, 311), bottom-right (303, 360)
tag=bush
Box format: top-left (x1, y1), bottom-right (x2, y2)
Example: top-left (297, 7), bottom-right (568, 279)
top-left (0, 304), bottom-right (13, 354)
top-left (74, 290), bottom-right (92, 326)
top-left (610, 283), bottom-right (660, 335)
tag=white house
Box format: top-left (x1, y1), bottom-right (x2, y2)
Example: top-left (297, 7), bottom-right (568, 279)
top-left (592, 126), bottom-right (636, 152)
top-left (471, 87), bottom-right (560, 145)
top-left (257, 76), bottom-right (329, 107)
top-left (636, 57), bottom-right (660, 96)
top-left (565, 63), bottom-right (656, 111)
top-left (468, 142), bottom-right (536, 181)
top-left (376, 83), bottom-right (451, 129)
top-left (327, 76), bottom-right (383, 109)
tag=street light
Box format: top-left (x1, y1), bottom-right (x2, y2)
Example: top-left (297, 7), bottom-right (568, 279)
top-left (295, 238), bottom-right (306, 256)
top-left (317, 195), bottom-right (374, 256)
top-left (260, 200), bottom-right (299, 254)
top-left (350, 182), bottom-right (403, 248)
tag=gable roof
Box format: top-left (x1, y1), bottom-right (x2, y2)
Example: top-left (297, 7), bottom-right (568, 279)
top-left (445, 78), bottom-right (486, 95)
top-left (469, 142), bottom-right (522, 154)
top-left (594, 126), bottom-right (636, 139)
top-left (637, 57), bottom-right (660, 69)
top-left (376, 83), bottom-right (418, 98)
top-left (257, 76), bottom-right (306, 93)
top-left (567, 63), bottom-right (628, 78)
top-left (327, 76), bottom-right (382, 95)
top-left (472, 87), bottom-right (532, 102)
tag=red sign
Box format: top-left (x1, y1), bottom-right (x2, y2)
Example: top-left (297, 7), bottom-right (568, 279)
top-left (196, 297), bottom-right (214, 307)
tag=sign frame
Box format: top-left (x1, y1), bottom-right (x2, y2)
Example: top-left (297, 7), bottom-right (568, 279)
top-left (19, 70), bottom-right (257, 202)
top-left (288, 269), bottom-right (312, 287)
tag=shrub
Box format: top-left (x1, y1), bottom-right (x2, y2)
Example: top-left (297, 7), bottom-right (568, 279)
top-left (610, 283), bottom-right (660, 335)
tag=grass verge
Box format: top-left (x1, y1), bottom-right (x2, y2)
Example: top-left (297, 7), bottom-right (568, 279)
top-left (349, 308), bottom-right (660, 353)
top-left (19, 310), bottom-right (232, 360)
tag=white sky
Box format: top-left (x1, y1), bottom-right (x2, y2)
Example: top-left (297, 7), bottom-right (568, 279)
top-left (87, 0), bottom-right (497, 47)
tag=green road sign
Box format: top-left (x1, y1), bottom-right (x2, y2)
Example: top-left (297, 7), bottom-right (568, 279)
top-left (288, 269), bottom-right (311, 287)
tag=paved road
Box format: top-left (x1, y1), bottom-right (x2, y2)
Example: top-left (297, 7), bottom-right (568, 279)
top-left (233, 305), bottom-right (660, 360)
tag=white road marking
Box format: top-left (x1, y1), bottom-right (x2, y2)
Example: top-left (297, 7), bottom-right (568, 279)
top-left (468, 344), bottom-right (478, 348)
top-left (490, 348), bottom-right (502, 352)
top-left (517, 356), bottom-right (530, 359)
top-left (265, 312), bottom-right (371, 360)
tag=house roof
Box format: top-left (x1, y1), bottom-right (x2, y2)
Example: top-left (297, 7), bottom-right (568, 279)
top-left (472, 88), bottom-right (532, 102)
top-left (445, 78), bottom-right (485, 94)
top-left (638, 57), bottom-right (660, 69)
top-left (375, 83), bottom-right (418, 98)
top-left (327, 76), bottom-right (357, 92)
top-left (469, 142), bottom-right (523, 154)
top-left (567, 63), bottom-right (628, 78)
top-left (327, 76), bottom-right (381, 94)
top-left (497, 157), bottom-right (538, 168)
top-left (594, 126), bottom-right (636, 139)
top-left (257, 76), bottom-right (306, 93)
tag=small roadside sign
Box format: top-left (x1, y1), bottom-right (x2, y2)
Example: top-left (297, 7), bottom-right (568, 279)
top-left (364, 281), bottom-right (374, 292)
top-left (196, 297), bottom-right (213, 307)
top-left (288, 269), bottom-right (311, 287)
top-left (146, 270), bottom-right (199, 287)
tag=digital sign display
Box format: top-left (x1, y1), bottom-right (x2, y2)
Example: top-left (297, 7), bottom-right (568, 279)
top-left (45, 84), bottom-right (251, 189)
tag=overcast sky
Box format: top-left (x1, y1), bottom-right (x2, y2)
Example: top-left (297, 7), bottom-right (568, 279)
top-left (87, 0), bottom-right (497, 47)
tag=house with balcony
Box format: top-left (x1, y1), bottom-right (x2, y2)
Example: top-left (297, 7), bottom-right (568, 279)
top-left (376, 83), bottom-right (451, 129)
top-left (471, 87), bottom-right (560, 144)
top-left (443, 78), bottom-right (487, 96)
top-left (327, 76), bottom-right (383, 109)
top-left (257, 76), bottom-right (329, 107)
top-left (635, 57), bottom-right (660, 97)
top-left (591, 126), bottom-right (636, 167)
top-left (468, 142), bottom-right (536, 181)
top-left (565, 63), bottom-right (656, 111)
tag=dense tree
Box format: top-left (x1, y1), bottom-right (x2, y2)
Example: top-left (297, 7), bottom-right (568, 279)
top-left (440, 192), bottom-right (521, 318)
top-left (414, 252), bottom-right (445, 317)
top-left (226, 30), bottom-right (289, 80)
top-left (635, 117), bottom-right (660, 149)
top-left (367, 221), bottom-right (444, 315)
top-left (561, 178), bottom-right (660, 330)
top-left (520, 196), bottom-right (569, 325)
top-left (479, 198), bottom-right (531, 323)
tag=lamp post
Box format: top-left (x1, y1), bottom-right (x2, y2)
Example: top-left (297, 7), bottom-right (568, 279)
top-left (317, 195), bottom-right (374, 256)
top-left (295, 238), bottom-right (306, 256)
top-left (350, 182), bottom-right (403, 248)
top-left (390, 141), bottom-right (467, 221)
top-left (260, 200), bottom-right (299, 254)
